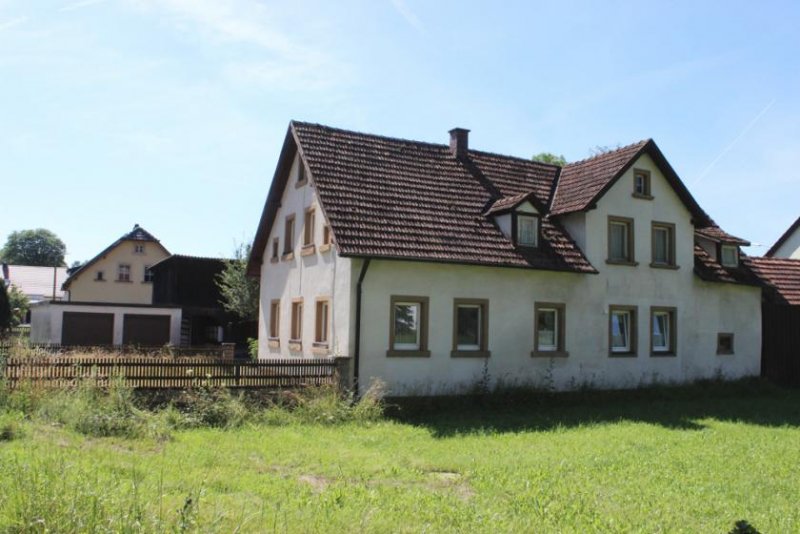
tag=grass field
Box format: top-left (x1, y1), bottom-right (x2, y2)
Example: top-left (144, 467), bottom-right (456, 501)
top-left (1, 380), bottom-right (799, 532)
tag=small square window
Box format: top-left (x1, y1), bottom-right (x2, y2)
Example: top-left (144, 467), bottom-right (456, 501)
top-left (515, 214), bottom-right (539, 247)
top-left (452, 299), bottom-right (489, 357)
top-left (608, 217), bottom-right (635, 264)
top-left (717, 333), bottom-right (734, 355)
top-left (95, 271), bottom-right (104, 281)
top-left (720, 245), bottom-right (738, 268)
top-left (609, 305), bottom-right (637, 356)
top-left (633, 169), bottom-right (651, 197)
top-left (388, 296), bottom-right (429, 357)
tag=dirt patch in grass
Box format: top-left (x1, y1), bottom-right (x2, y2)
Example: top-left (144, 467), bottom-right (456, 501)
top-left (298, 474), bottom-right (331, 493)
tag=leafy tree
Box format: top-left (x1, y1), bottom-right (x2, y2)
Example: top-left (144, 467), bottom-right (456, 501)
top-left (0, 229), bottom-right (67, 266)
top-left (0, 283), bottom-right (11, 335)
top-left (589, 144), bottom-right (623, 157)
top-left (532, 152), bottom-right (567, 166)
top-left (216, 243), bottom-right (260, 321)
top-left (68, 260), bottom-right (84, 275)
top-left (8, 285), bottom-right (29, 326)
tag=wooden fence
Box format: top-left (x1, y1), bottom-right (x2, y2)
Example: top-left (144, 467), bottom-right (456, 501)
top-left (2, 356), bottom-right (341, 389)
top-left (0, 343), bottom-right (232, 360)
top-left (762, 303), bottom-right (800, 387)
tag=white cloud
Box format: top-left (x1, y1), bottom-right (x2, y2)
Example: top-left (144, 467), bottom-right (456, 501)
top-left (390, 0), bottom-right (423, 33)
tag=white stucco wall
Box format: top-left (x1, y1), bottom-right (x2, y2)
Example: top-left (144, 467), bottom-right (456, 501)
top-left (355, 154), bottom-right (761, 395)
top-left (771, 226), bottom-right (800, 259)
top-left (30, 302), bottom-right (182, 345)
top-left (257, 155), bottom-right (353, 359)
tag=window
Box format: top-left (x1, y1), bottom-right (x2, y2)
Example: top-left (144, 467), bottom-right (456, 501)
top-left (633, 169), bottom-right (652, 198)
top-left (297, 161), bottom-right (307, 186)
top-left (303, 208), bottom-right (315, 247)
top-left (143, 265), bottom-right (154, 283)
top-left (609, 305), bottom-right (637, 355)
top-left (134, 244), bottom-right (145, 254)
top-left (533, 303), bottom-right (566, 356)
top-left (720, 245), bottom-right (738, 267)
top-left (283, 215), bottom-right (295, 255)
top-left (315, 299), bottom-right (330, 347)
top-left (651, 307), bottom-right (676, 356)
top-left (269, 300), bottom-right (280, 339)
top-left (388, 296), bottom-right (429, 357)
top-left (290, 300), bottom-right (303, 343)
top-left (651, 222), bottom-right (676, 267)
top-left (322, 225), bottom-right (332, 246)
top-left (515, 214), bottom-right (539, 247)
top-left (452, 299), bottom-right (490, 357)
top-left (608, 216), bottom-right (635, 264)
top-left (95, 271), bottom-right (104, 281)
top-left (717, 333), bottom-right (734, 355)
top-left (271, 238), bottom-right (280, 261)
top-left (117, 264), bottom-right (131, 282)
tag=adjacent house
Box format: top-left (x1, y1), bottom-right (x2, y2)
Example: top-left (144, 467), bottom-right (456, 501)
top-left (1, 263), bottom-right (68, 322)
top-left (249, 122), bottom-right (762, 395)
top-left (62, 224), bottom-right (170, 304)
top-left (31, 225), bottom-right (181, 346)
top-left (765, 215), bottom-right (800, 259)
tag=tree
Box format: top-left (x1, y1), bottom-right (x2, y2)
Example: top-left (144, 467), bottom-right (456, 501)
top-left (532, 152), bottom-right (567, 166)
top-left (0, 283), bottom-right (11, 335)
top-left (8, 285), bottom-right (29, 326)
top-left (216, 242), bottom-right (260, 321)
top-left (0, 229), bottom-right (67, 266)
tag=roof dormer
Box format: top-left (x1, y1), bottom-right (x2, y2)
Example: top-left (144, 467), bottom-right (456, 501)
top-left (485, 193), bottom-right (541, 248)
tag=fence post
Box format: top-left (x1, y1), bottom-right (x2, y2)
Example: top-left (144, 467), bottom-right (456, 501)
top-left (221, 343), bottom-right (235, 360)
top-left (333, 356), bottom-right (353, 393)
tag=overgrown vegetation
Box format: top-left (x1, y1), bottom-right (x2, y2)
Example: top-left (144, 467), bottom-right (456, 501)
top-left (216, 242), bottom-right (260, 321)
top-left (1, 378), bottom-right (798, 532)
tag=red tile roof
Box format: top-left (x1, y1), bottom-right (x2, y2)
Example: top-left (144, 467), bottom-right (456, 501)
top-left (551, 141), bottom-right (649, 215)
top-left (694, 246), bottom-right (762, 286)
top-left (766, 215), bottom-right (800, 257)
top-left (695, 226), bottom-right (750, 246)
top-left (747, 257), bottom-right (800, 305)
top-left (293, 122), bottom-right (594, 273)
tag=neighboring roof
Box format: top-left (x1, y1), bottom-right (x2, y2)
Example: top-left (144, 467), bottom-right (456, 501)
top-left (693, 245), bottom-right (761, 286)
top-left (1, 265), bottom-right (68, 300)
top-left (694, 226), bottom-right (750, 246)
top-left (248, 122), bottom-right (595, 276)
top-left (747, 257), bottom-right (800, 305)
top-left (149, 254), bottom-right (229, 271)
top-left (62, 224), bottom-right (168, 289)
top-left (766, 215), bottom-right (800, 257)
top-left (483, 192), bottom-right (539, 216)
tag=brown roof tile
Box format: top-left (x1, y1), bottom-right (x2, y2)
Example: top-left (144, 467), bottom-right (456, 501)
top-left (747, 257), bottom-right (800, 305)
top-left (292, 122), bottom-right (594, 273)
top-left (695, 226), bottom-right (750, 246)
top-left (694, 245), bottom-right (761, 286)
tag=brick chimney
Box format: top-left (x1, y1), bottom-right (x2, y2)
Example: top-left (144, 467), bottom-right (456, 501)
top-left (449, 128), bottom-right (470, 158)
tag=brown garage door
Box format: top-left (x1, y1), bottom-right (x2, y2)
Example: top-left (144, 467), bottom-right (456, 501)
top-left (62, 312), bottom-right (114, 346)
top-left (122, 314), bottom-right (171, 346)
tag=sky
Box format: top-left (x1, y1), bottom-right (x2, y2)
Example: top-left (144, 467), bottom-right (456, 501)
top-left (1, 0), bottom-right (799, 264)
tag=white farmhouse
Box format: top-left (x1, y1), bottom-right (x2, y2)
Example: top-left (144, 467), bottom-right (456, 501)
top-left (766, 216), bottom-right (800, 259)
top-left (248, 122), bottom-right (762, 395)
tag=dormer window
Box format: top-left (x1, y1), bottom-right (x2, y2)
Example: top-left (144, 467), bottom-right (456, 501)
top-left (720, 245), bottom-right (739, 267)
top-left (633, 169), bottom-right (652, 199)
top-left (515, 214), bottom-right (539, 247)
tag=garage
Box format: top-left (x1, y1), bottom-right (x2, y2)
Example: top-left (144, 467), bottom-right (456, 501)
top-left (61, 312), bottom-right (114, 346)
top-left (122, 314), bottom-right (171, 346)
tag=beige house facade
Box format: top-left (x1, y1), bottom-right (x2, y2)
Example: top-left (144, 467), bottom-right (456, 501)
top-left (249, 122), bottom-right (763, 395)
top-left (63, 225), bottom-right (170, 304)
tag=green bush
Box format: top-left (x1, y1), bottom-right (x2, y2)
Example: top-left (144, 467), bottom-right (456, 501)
top-left (173, 385), bottom-right (252, 429)
top-left (0, 410), bottom-right (24, 441)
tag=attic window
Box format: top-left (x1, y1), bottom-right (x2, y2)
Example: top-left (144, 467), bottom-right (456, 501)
top-left (515, 214), bottom-right (539, 247)
top-left (633, 169), bottom-right (652, 199)
top-left (134, 244), bottom-right (145, 254)
top-left (296, 162), bottom-right (307, 187)
top-left (720, 245), bottom-right (738, 267)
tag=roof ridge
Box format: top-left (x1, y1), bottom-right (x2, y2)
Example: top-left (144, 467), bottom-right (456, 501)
top-left (564, 138), bottom-right (651, 168)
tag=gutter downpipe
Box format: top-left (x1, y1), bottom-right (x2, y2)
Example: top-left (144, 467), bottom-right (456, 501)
top-left (353, 258), bottom-right (371, 395)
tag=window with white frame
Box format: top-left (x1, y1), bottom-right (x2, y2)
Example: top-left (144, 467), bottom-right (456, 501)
top-left (651, 308), bottom-right (675, 355)
top-left (516, 214), bottom-right (538, 247)
top-left (117, 264), bottom-right (131, 282)
top-left (315, 299), bottom-right (330, 346)
top-left (392, 301), bottom-right (421, 350)
top-left (143, 265), bottom-right (154, 283)
top-left (452, 299), bottom-right (489, 355)
top-left (651, 223), bottom-right (675, 267)
top-left (610, 306), bottom-right (636, 354)
top-left (720, 245), bottom-right (738, 267)
top-left (608, 217), bottom-right (634, 263)
top-left (537, 308), bottom-right (558, 351)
